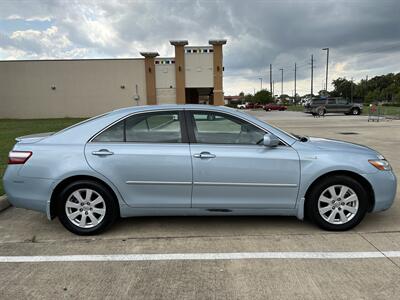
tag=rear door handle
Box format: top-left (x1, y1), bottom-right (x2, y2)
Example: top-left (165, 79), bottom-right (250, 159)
top-left (193, 152), bottom-right (216, 159)
top-left (92, 149), bottom-right (114, 156)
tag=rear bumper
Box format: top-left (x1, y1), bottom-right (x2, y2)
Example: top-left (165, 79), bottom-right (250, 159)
top-left (364, 171), bottom-right (397, 212)
top-left (2, 165), bottom-right (54, 215)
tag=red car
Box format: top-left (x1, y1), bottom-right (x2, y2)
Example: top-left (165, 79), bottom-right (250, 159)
top-left (263, 103), bottom-right (287, 111)
top-left (246, 103), bottom-right (264, 109)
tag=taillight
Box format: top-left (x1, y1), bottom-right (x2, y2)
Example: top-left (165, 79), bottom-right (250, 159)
top-left (8, 151), bottom-right (32, 164)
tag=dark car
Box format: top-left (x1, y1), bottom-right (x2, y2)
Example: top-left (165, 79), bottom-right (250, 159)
top-left (264, 103), bottom-right (287, 111)
top-left (304, 98), bottom-right (363, 116)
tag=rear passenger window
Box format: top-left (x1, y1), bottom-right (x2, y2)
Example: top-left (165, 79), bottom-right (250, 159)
top-left (126, 112), bottom-right (182, 143)
top-left (337, 99), bottom-right (349, 105)
top-left (92, 111), bottom-right (182, 143)
top-left (328, 99), bottom-right (336, 104)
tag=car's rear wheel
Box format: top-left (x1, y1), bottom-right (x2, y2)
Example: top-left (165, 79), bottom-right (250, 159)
top-left (57, 180), bottom-right (118, 235)
top-left (351, 108), bottom-right (361, 115)
top-left (306, 175), bottom-right (368, 231)
top-left (317, 108), bottom-right (326, 116)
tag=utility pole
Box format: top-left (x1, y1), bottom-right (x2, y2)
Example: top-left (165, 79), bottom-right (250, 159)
top-left (273, 80), bottom-right (275, 98)
top-left (310, 55), bottom-right (314, 96)
top-left (351, 77), bottom-right (353, 102)
top-left (322, 48), bottom-right (329, 91)
top-left (258, 77), bottom-right (263, 91)
top-left (269, 64), bottom-right (273, 94)
top-left (294, 63), bottom-right (297, 103)
top-left (279, 68), bottom-right (284, 96)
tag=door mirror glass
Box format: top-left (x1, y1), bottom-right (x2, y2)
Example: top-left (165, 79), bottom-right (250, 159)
top-left (263, 133), bottom-right (280, 147)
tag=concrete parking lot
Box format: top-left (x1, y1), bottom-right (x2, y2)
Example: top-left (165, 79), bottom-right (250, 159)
top-left (1, 111), bottom-right (400, 299)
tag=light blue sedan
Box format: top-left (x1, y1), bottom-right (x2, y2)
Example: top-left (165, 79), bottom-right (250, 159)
top-left (3, 105), bottom-right (397, 235)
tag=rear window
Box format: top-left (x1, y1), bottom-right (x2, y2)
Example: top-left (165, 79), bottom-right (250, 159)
top-left (311, 100), bottom-right (325, 105)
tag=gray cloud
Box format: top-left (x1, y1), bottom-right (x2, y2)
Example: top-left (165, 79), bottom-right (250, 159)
top-left (0, 0), bottom-right (399, 94)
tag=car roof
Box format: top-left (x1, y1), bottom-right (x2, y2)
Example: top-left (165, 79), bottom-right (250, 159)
top-left (109, 104), bottom-right (235, 116)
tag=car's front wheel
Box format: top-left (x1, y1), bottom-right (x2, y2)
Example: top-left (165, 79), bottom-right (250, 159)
top-left (57, 180), bottom-right (118, 235)
top-left (306, 175), bottom-right (368, 231)
top-left (351, 108), bottom-right (361, 115)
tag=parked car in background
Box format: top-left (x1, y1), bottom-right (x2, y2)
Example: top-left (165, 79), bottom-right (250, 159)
top-left (238, 103), bottom-right (264, 109)
top-left (237, 103), bottom-right (264, 109)
top-left (264, 103), bottom-right (287, 111)
top-left (304, 98), bottom-right (363, 116)
top-left (3, 105), bottom-right (396, 235)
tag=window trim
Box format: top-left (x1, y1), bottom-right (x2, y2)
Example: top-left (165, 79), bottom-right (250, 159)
top-left (185, 110), bottom-right (285, 146)
top-left (89, 110), bottom-right (189, 144)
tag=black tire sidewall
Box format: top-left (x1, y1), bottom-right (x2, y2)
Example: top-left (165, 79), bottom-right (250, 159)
top-left (57, 180), bottom-right (118, 235)
top-left (306, 176), bottom-right (368, 231)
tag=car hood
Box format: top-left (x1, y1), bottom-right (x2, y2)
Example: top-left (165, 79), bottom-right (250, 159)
top-left (306, 137), bottom-right (377, 155)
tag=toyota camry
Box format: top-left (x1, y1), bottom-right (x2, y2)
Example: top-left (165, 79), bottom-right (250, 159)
top-left (3, 105), bottom-right (397, 235)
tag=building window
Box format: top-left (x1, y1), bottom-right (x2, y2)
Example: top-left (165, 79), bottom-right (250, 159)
top-left (209, 49), bottom-right (214, 53)
top-left (193, 49), bottom-right (197, 53)
top-left (155, 61), bottom-right (160, 64)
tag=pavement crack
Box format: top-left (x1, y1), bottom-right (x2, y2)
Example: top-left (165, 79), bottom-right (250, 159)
top-left (358, 232), bottom-right (400, 271)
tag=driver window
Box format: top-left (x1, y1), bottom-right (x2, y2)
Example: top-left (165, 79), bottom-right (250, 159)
top-left (191, 112), bottom-right (265, 145)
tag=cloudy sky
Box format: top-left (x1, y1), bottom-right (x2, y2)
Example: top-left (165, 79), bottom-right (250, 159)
top-left (1, 0), bottom-right (399, 96)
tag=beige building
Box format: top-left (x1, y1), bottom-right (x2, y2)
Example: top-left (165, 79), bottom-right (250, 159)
top-left (0, 39), bottom-right (227, 118)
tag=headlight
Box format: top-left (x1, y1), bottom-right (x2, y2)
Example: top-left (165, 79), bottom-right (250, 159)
top-left (369, 155), bottom-right (391, 171)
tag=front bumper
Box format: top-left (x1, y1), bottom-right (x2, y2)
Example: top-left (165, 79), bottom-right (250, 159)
top-left (364, 170), bottom-right (397, 212)
top-left (3, 165), bottom-right (54, 214)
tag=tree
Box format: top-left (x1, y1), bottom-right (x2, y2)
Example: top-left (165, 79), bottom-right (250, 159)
top-left (253, 89), bottom-right (273, 104)
top-left (244, 93), bottom-right (254, 103)
top-left (331, 78), bottom-right (352, 98)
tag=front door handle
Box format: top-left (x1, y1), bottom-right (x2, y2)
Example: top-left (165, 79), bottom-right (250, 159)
top-left (193, 152), bottom-right (216, 159)
top-left (92, 149), bottom-right (114, 156)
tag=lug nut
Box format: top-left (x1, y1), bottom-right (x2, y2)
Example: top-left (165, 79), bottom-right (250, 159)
top-left (338, 207), bottom-right (342, 211)
top-left (341, 202), bottom-right (345, 206)
top-left (85, 212), bottom-right (88, 215)
top-left (90, 208), bottom-right (93, 210)
top-left (80, 203), bottom-right (84, 206)
top-left (79, 208), bottom-right (83, 212)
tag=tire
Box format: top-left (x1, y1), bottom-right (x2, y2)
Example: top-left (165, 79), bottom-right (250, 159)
top-left (305, 175), bottom-right (368, 231)
top-left (351, 108), bottom-right (360, 115)
top-left (317, 108), bottom-right (326, 116)
top-left (57, 180), bottom-right (118, 235)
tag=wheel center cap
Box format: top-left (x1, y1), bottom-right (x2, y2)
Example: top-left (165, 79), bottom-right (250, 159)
top-left (83, 205), bottom-right (90, 211)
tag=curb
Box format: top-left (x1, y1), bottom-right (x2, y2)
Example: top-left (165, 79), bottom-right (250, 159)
top-left (0, 195), bottom-right (11, 212)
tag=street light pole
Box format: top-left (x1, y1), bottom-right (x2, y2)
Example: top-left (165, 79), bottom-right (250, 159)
top-left (279, 68), bottom-right (283, 96)
top-left (322, 47), bottom-right (329, 91)
top-left (258, 77), bottom-right (263, 91)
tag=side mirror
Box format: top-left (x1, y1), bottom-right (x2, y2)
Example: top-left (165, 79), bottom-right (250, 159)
top-left (263, 133), bottom-right (280, 147)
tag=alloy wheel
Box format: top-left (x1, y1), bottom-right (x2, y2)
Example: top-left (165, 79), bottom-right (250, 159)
top-left (65, 188), bottom-right (106, 229)
top-left (317, 185), bottom-right (359, 225)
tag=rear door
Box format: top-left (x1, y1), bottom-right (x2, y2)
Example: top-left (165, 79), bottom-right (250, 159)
top-left (326, 99), bottom-right (337, 113)
top-left (336, 98), bottom-right (351, 113)
top-left (187, 110), bottom-right (300, 209)
top-left (85, 110), bottom-right (192, 208)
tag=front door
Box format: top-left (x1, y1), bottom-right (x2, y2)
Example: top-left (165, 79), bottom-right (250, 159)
top-left (187, 110), bottom-right (300, 209)
top-left (85, 110), bottom-right (192, 208)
